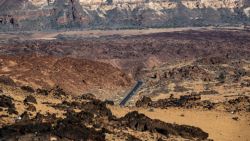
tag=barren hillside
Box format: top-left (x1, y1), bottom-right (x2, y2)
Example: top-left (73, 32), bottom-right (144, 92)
top-left (0, 55), bottom-right (133, 99)
top-left (0, 0), bottom-right (249, 31)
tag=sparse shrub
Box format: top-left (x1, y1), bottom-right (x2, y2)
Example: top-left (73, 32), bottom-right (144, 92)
top-left (26, 104), bottom-right (36, 112)
top-left (234, 69), bottom-right (247, 82)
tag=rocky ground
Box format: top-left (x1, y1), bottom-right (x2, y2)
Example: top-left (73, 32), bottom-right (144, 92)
top-left (0, 82), bottom-right (210, 141)
top-left (0, 28), bottom-right (249, 140)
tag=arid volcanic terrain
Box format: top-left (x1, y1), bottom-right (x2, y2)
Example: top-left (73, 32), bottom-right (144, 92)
top-left (0, 27), bottom-right (250, 141)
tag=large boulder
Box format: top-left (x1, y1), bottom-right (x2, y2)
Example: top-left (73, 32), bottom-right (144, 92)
top-left (120, 111), bottom-right (209, 140)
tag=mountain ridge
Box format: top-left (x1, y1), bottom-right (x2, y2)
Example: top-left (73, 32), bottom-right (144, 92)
top-left (0, 0), bottom-right (249, 31)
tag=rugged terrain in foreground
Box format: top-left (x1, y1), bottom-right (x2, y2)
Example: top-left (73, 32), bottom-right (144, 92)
top-left (0, 28), bottom-right (250, 140)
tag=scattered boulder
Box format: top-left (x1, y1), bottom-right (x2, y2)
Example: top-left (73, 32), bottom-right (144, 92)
top-left (26, 104), bottom-right (36, 112)
top-left (120, 111), bottom-right (209, 140)
top-left (51, 86), bottom-right (66, 98)
top-left (7, 108), bottom-right (18, 115)
top-left (81, 99), bottom-right (114, 118)
top-left (135, 96), bottom-right (152, 107)
top-left (200, 100), bottom-right (215, 110)
top-left (0, 110), bottom-right (106, 141)
top-left (223, 96), bottom-right (250, 113)
top-left (127, 135), bottom-right (142, 141)
top-left (0, 95), bottom-right (214, 141)
top-left (165, 65), bottom-right (211, 81)
top-left (66, 111), bottom-right (94, 123)
top-left (136, 94), bottom-right (216, 110)
top-left (233, 69), bottom-right (246, 81)
top-left (216, 71), bottom-right (227, 83)
top-left (0, 95), bottom-right (15, 109)
top-left (241, 80), bottom-right (250, 87)
top-left (79, 93), bottom-right (96, 100)
top-left (136, 95), bottom-right (250, 112)
top-left (104, 100), bottom-right (115, 105)
top-left (53, 98), bottom-right (114, 119)
top-left (54, 114), bottom-right (105, 141)
top-left (21, 86), bottom-right (35, 93)
top-left (0, 95), bottom-right (18, 115)
top-left (232, 117), bottom-right (239, 121)
top-left (20, 111), bottom-right (30, 122)
top-left (36, 88), bottom-right (49, 96)
top-left (24, 95), bottom-right (37, 104)
top-left (0, 76), bottom-right (16, 86)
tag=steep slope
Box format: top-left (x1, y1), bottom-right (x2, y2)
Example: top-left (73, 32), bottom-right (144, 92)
top-left (0, 55), bottom-right (134, 99)
top-left (0, 0), bottom-right (249, 31)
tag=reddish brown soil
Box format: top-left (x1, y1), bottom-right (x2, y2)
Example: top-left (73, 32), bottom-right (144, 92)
top-left (0, 55), bottom-right (133, 98)
top-left (1, 29), bottom-right (250, 77)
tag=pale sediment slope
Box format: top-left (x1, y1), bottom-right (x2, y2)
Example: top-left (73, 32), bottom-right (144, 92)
top-left (0, 0), bottom-right (249, 31)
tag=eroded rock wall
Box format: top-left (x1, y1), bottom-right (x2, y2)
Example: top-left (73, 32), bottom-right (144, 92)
top-left (0, 0), bottom-right (249, 31)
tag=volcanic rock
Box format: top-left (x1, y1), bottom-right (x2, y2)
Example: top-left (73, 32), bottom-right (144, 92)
top-left (0, 76), bottom-right (16, 86)
top-left (120, 111), bottom-right (209, 140)
top-left (24, 95), bottom-right (37, 104)
top-left (21, 86), bottom-right (35, 93)
top-left (0, 95), bottom-right (15, 109)
top-left (26, 104), bottom-right (36, 112)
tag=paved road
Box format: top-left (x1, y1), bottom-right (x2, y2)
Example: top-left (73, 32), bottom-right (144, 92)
top-left (119, 80), bottom-right (143, 106)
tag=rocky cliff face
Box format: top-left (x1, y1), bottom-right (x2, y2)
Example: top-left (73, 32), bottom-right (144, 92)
top-left (0, 0), bottom-right (249, 31)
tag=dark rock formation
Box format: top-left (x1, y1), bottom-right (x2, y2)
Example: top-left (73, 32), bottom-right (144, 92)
top-left (120, 111), bottom-right (209, 140)
top-left (0, 76), bottom-right (16, 86)
top-left (0, 95), bottom-right (15, 109)
top-left (0, 95), bottom-right (18, 115)
top-left (24, 95), bottom-right (37, 104)
top-left (0, 110), bottom-right (106, 141)
top-left (26, 104), bottom-right (36, 112)
top-left (136, 95), bottom-right (250, 112)
top-left (0, 93), bottom-right (211, 140)
top-left (21, 86), bottom-right (35, 93)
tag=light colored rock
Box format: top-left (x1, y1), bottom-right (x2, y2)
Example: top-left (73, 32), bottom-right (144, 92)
top-left (0, 0), bottom-right (249, 31)
top-left (244, 7), bottom-right (250, 17)
top-left (29, 0), bottom-right (49, 7)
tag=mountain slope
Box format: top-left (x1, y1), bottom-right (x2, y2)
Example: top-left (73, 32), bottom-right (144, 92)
top-left (0, 55), bottom-right (134, 99)
top-left (0, 0), bottom-right (249, 31)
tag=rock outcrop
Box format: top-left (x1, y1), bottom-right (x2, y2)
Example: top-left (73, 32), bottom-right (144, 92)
top-left (136, 94), bottom-right (250, 112)
top-left (0, 86), bottom-right (210, 141)
top-left (0, 0), bottom-right (249, 31)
